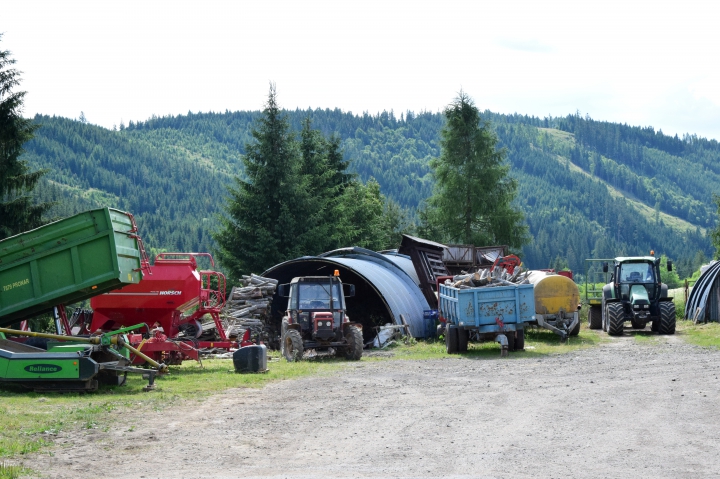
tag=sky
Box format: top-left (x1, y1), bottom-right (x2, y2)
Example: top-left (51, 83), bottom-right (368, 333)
top-left (2, 0), bottom-right (719, 140)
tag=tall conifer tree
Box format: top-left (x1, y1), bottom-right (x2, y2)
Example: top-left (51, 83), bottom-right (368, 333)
top-left (214, 84), bottom-right (301, 277)
top-left (0, 35), bottom-right (51, 239)
top-left (420, 91), bottom-right (528, 248)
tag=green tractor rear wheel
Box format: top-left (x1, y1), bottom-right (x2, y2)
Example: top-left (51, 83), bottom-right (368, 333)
top-left (588, 306), bottom-right (602, 329)
top-left (658, 302), bottom-right (676, 335)
top-left (607, 302), bottom-right (625, 336)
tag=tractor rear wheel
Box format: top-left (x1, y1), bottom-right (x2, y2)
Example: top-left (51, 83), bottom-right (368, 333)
top-left (282, 329), bottom-right (304, 362)
top-left (457, 328), bottom-right (469, 353)
top-left (588, 306), bottom-right (602, 329)
top-left (344, 327), bottom-right (363, 360)
top-left (607, 302), bottom-right (625, 336)
top-left (658, 302), bottom-right (676, 335)
top-left (445, 325), bottom-right (458, 354)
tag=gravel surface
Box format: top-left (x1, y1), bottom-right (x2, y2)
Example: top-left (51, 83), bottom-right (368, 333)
top-left (25, 334), bottom-right (720, 478)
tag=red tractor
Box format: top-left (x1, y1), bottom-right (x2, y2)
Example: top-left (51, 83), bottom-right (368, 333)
top-left (86, 253), bottom-right (243, 365)
top-left (277, 272), bottom-right (363, 361)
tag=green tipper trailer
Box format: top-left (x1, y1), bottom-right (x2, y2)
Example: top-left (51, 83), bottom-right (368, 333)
top-left (0, 208), bottom-right (146, 327)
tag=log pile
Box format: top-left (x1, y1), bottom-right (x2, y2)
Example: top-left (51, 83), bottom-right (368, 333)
top-left (220, 274), bottom-right (279, 348)
top-left (447, 266), bottom-right (530, 289)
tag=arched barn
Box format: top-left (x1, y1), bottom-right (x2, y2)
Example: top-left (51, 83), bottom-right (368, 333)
top-left (262, 247), bottom-right (433, 342)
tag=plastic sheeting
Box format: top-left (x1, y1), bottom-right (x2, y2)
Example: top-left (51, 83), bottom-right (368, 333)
top-left (263, 248), bottom-right (433, 338)
top-left (686, 261), bottom-right (720, 322)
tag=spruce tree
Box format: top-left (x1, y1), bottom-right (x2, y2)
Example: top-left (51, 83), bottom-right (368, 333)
top-left (420, 91), bottom-right (528, 249)
top-left (0, 36), bottom-right (51, 239)
top-left (214, 84), bottom-right (302, 278)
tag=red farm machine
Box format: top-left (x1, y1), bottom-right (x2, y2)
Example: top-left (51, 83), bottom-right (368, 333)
top-left (84, 253), bottom-right (245, 365)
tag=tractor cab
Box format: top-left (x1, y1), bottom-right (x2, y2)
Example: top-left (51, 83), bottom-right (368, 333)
top-left (278, 272), bottom-right (362, 361)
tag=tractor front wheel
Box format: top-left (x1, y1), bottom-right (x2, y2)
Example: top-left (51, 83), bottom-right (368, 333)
top-left (282, 329), bottom-right (304, 362)
top-left (607, 303), bottom-right (625, 336)
top-left (588, 306), bottom-right (602, 329)
top-left (658, 302), bottom-right (676, 335)
top-left (344, 326), bottom-right (363, 360)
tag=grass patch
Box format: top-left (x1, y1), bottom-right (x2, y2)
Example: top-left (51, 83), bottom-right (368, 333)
top-left (376, 324), bottom-right (606, 360)
top-left (0, 463), bottom-right (29, 479)
top-left (0, 349), bottom-right (347, 470)
top-left (677, 320), bottom-right (720, 348)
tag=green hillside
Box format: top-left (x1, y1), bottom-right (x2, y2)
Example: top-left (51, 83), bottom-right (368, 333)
top-left (21, 110), bottom-right (717, 277)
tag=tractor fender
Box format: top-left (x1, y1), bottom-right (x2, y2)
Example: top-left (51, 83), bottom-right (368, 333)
top-left (282, 317), bottom-right (302, 333)
top-left (660, 283), bottom-right (669, 298)
top-left (342, 322), bottom-right (362, 334)
top-left (602, 283), bottom-right (615, 300)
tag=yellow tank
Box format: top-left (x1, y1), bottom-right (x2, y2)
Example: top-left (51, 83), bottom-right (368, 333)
top-left (526, 271), bottom-right (580, 316)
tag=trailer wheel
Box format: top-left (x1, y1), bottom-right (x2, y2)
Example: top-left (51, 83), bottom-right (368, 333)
top-left (457, 328), bottom-right (469, 353)
top-left (282, 329), bottom-right (304, 362)
top-left (344, 326), bottom-right (363, 360)
top-left (568, 321), bottom-right (580, 336)
top-left (588, 306), bottom-right (602, 329)
top-left (445, 325), bottom-right (458, 354)
top-left (515, 329), bottom-right (525, 350)
top-left (658, 302), bottom-right (676, 335)
top-left (506, 331), bottom-right (516, 352)
top-left (607, 303), bottom-right (625, 336)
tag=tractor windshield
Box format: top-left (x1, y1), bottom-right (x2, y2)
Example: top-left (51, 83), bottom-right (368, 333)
top-left (620, 262), bottom-right (654, 283)
top-left (297, 282), bottom-right (343, 310)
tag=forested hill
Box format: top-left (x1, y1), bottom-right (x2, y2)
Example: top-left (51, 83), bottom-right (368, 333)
top-left (21, 109), bottom-right (718, 277)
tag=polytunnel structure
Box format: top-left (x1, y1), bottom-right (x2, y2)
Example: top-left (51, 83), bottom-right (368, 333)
top-left (262, 247), bottom-right (433, 340)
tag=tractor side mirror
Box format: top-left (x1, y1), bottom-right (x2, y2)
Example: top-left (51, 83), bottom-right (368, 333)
top-left (343, 284), bottom-right (355, 298)
top-left (667, 260), bottom-right (673, 272)
top-left (277, 284), bottom-right (290, 297)
top-left (602, 262), bottom-right (608, 273)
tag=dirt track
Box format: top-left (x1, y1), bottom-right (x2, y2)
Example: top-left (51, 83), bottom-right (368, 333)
top-left (26, 334), bottom-right (720, 478)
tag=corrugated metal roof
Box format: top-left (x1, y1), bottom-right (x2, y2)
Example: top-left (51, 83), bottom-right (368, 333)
top-left (264, 248), bottom-right (433, 338)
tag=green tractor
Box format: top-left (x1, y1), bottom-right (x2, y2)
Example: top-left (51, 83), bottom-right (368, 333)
top-left (590, 256), bottom-right (675, 336)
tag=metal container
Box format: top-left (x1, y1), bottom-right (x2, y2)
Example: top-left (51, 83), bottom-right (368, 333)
top-left (233, 345), bottom-right (268, 373)
top-left (439, 283), bottom-right (534, 332)
top-left (0, 208), bottom-right (144, 326)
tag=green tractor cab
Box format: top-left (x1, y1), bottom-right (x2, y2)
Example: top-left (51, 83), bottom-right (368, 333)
top-left (595, 256), bottom-right (675, 336)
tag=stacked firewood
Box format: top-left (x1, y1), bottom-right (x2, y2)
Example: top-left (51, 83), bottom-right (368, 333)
top-left (448, 267), bottom-right (530, 289)
top-left (221, 274), bottom-right (279, 347)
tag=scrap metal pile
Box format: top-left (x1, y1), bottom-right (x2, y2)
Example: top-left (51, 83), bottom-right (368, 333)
top-left (447, 255), bottom-right (529, 289)
top-left (222, 274), bottom-right (278, 348)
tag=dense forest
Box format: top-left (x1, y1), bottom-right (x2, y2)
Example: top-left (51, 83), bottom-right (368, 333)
top-left (20, 109), bottom-right (718, 279)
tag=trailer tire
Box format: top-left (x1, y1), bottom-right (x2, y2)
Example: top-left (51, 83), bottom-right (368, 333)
top-left (445, 325), bottom-right (458, 354)
top-left (282, 329), bottom-right (304, 362)
top-left (515, 328), bottom-right (525, 350)
top-left (506, 331), bottom-right (516, 352)
top-left (344, 326), bottom-right (363, 360)
top-left (568, 321), bottom-right (580, 336)
top-left (658, 302), bottom-right (676, 335)
top-left (588, 306), bottom-right (602, 329)
top-left (607, 302), bottom-right (625, 336)
top-left (457, 328), bottom-right (469, 353)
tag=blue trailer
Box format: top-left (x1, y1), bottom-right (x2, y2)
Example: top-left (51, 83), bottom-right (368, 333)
top-left (438, 282), bottom-right (535, 356)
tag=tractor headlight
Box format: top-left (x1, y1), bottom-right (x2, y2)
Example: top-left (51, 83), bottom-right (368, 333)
top-left (326, 321), bottom-right (332, 327)
top-left (633, 305), bottom-right (639, 309)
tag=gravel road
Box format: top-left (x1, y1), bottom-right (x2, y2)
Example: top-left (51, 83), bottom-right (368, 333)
top-left (26, 334), bottom-right (720, 478)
